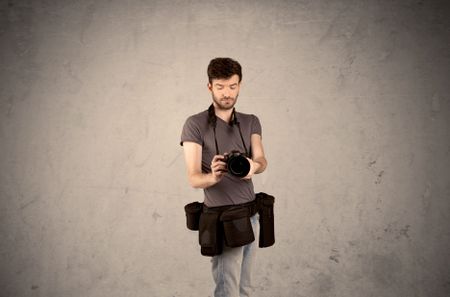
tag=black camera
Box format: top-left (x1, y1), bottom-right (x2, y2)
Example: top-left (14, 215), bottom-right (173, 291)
top-left (223, 151), bottom-right (250, 178)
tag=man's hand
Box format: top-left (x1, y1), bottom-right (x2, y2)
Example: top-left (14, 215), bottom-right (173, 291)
top-left (210, 155), bottom-right (227, 182)
top-left (242, 157), bottom-right (258, 180)
top-left (241, 134), bottom-right (267, 180)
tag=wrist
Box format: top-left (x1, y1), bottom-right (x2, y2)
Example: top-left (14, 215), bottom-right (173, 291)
top-left (208, 172), bottom-right (220, 186)
top-left (252, 160), bottom-right (261, 175)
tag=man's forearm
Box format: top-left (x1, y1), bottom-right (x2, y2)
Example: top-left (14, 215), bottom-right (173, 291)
top-left (188, 172), bottom-right (219, 189)
top-left (189, 157), bottom-right (267, 187)
top-left (253, 157), bottom-right (267, 174)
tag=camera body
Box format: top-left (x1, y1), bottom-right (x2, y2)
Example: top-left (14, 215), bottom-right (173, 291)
top-left (223, 151), bottom-right (250, 177)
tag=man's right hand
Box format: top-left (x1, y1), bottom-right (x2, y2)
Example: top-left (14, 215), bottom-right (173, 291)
top-left (210, 155), bottom-right (227, 182)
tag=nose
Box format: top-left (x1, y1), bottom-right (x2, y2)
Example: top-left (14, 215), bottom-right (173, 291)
top-left (223, 89), bottom-right (231, 98)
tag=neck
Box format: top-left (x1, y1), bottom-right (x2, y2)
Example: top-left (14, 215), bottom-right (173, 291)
top-left (214, 105), bottom-right (234, 123)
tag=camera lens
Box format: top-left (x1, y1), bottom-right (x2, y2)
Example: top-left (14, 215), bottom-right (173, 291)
top-left (227, 154), bottom-right (250, 177)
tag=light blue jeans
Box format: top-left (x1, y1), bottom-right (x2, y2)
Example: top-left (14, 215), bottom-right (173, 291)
top-left (211, 214), bottom-right (260, 297)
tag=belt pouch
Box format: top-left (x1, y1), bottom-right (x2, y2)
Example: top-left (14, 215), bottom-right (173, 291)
top-left (220, 207), bottom-right (255, 248)
top-left (198, 211), bottom-right (222, 256)
top-left (257, 193), bottom-right (275, 248)
top-left (184, 201), bottom-right (203, 231)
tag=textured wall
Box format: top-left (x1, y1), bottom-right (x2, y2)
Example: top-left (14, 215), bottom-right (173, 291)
top-left (1, 1), bottom-right (449, 296)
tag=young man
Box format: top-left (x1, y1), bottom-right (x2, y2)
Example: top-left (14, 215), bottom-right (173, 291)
top-left (180, 57), bottom-right (267, 297)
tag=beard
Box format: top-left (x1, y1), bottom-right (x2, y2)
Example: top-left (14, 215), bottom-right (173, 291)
top-left (212, 92), bottom-right (239, 111)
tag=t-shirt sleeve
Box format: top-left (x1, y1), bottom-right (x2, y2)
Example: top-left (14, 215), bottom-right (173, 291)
top-left (180, 116), bottom-right (203, 146)
top-left (251, 115), bottom-right (262, 137)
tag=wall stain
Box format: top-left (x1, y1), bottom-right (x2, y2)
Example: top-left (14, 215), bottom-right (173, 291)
top-left (375, 170), bottom-right (385, 184)
top-left (384, 223), bottom-right (411, 240)
top-left (367, 158), bottom-right (386, 185)
top-left (329, 248), bottom-right (340, 263)
top-left (152, 211), bottom-right (162, 221)
top-left (19, 195), bottom-right (39, 210)
top-left (398, 225), bottom-right (411, 239)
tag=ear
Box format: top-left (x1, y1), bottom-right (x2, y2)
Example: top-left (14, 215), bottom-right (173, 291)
top-left (207, 83), bottom-right (212, 92)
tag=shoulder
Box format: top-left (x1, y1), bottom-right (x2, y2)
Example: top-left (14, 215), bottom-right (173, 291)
top-left (182, 109), bottom-right (212, 134)
top-left (236, 111), bottom-right (262, 135)
top-left (183, 110), bottom-right (211, 130)
top-left (181, 110), bottom-right (210, 146)
top-left (236, 111), bottom-right (260, 124)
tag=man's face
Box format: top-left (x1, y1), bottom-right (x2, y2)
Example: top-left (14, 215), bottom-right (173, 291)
top-left (208, 74), bottom-right (240, 110)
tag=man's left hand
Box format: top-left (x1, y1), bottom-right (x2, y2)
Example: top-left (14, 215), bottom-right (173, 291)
top-left (242, 158), bottom-right (258, 180)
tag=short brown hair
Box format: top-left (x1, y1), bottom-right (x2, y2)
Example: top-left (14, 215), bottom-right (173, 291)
top-left (207, 57), bottom-right (242, 84)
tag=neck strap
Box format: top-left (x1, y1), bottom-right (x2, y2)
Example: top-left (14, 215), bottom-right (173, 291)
top-left (208, 104), bottom-right (249, 156)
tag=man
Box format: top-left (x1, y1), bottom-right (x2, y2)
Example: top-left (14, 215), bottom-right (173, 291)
top-left (180, 57), bottom-right (268, 297)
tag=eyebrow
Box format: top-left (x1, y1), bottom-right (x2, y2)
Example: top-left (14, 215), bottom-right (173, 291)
top-left (214, 83), bottom-right (238, 87)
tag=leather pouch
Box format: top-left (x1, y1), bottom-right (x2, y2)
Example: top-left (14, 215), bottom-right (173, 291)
top-left (256, 192), bottom-right (275, 248)
top-left (184, 201), bottom-right (203, 231)
top-left (198, 211), bottom-right (222, 256)
top-left (220, 207), bottom-right (255, 248)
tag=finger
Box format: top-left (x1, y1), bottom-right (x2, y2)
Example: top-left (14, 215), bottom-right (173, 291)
top-left (211, 163), bottom-right (225, 171)
top-left (218, 167), bottom-right (227, 173)
top-left (212, 155), bottom-right (224, 162)
top-left (212, 163), bottom-right (225, 170)
top-left (211, 159), bottom-right (226, 167)
top-left (211, 161), bottom-right (225, 168)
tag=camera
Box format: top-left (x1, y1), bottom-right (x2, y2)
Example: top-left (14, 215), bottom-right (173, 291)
top-left (223, 151), bottom-right (250, 178)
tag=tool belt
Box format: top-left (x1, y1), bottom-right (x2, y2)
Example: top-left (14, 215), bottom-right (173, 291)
top-left (184, 192), bottom-right (275, 256)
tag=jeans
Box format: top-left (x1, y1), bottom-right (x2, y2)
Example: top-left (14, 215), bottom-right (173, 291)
top-left (211, 214), bottom-right (260, 297)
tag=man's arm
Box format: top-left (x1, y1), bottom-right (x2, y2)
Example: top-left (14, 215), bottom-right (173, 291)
top-left (182, 141), bottom-right (226, 189)
top-left (244, 133), bottom-right (267, 179)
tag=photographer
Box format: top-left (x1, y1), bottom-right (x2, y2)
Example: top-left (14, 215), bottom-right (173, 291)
top-left (180, 57), bottom-right (268, 297)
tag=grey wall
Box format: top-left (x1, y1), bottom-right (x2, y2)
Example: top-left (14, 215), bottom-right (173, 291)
top-left (1, 1), bottom-right (449, 296)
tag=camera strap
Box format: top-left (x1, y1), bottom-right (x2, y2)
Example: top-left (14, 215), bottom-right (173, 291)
top-left (208, 104), bottom-right (249, 156)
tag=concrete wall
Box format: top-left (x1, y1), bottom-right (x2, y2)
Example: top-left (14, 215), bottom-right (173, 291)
top-left (1, 1), bottom-right (449, 296)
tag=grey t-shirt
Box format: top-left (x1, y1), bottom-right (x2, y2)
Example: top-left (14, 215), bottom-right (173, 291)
top-left (180, 109), bottom-right (262, 207)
